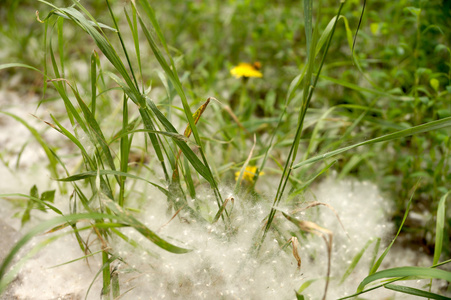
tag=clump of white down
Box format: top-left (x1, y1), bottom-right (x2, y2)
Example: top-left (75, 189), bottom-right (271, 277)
top-left (113, 178), bottom-right (399, 300)
top-left (2, 172), bottom-right (437, 300)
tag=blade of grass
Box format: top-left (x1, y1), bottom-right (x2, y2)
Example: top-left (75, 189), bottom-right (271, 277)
top-left (293, 116), bottom-right (451, 169)
top-left (90, 50), bottom-right (98, 115)
top-left (338, 259), bottom-right (451, 299)
top-left (0, 193), bottom-right (62, 216)
top-left (0, 213), bottom-right (111, 282)
top-left (0, 111), bottom-right (59, 179)
top-left (103, 0), bottom-right (140, 89)
top-left (283, 212), bottom-right (333, 300)
top-left (146, 99), bottom-right (214, 184)
top-left (320, 74), bottom-right (414, 101)
top-left (286, 160), bottom-right (336, 202)
top-left (340, 238), bottom-right (376, 284)
top-left (124, 5), bottom-right (143, 87)
top-left (102, 198), bottom-right (191, 254)
top-left (304, 0), bottom-right (312, 58)
top-left (357, 267), bottom-right (451, 292)
top-left (369, 181), bottom-right (419, 275)
top-left (57, 170), bottom-right (169, 196)
top-left (119, 96), bottom-right (130, 207)
top-left (433, 191), bottom-right (450, 265)
top-left (384, 284), bottom-right (451, 300)
top-left (261, 2), bottom-right (345, 249)
top-left (134, 2), bottom-right (223, 207)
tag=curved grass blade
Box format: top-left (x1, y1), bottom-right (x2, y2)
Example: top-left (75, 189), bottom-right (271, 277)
top-left (56, 79), bottom-right (117, 174)
top-left (111, 228), bottom-right (158, 259)
top-left (103, 0), bottom-right (140, 91)
top-left (109, 128), bottom-right (192, 145)
top-left (0, 193), bottom-right (63, 216)
top-left (0, 235), bottom-right (60, 294)
top-left (50, 115), bottom-right (95, 169)
top-left (40, 3), bottom-right (143, 105)
top-left (320, 75), bottom-right (414, 101)
top-left (286, 160), bottom-right (336, 202)
top-left (135, 1), bottom-right (222, 206)
top-left (338, 260), bottom-right (451, 299)
top-left (357, 267), bottom-right (451, 293)
top-left (433, 191), bottom-right (450, 265)
top-left (102, 198), bottom-right (191, 254)
top-left (0, 111), bottom-right (58, 179)
top-left (0, 210), bottom-right (190, 290)
top-left (146, 99), bottom-right (214, 184)
top-left (384, 284), bottom-right (451, 300)
top-left (57, 170), bottom-right (169, 196)
top-left (293, 116), bottom-right (451, 169)
top-left (352, 0), bottom-right (366, 54)
top-left (339, 238), bottom-right (376, 284)
top-left (0, 213), bottom-right (112, 283)
top-left (261, 3), bottom-right (345, 249)
top-left (369, 182), bottom-right (419, 275)
top-left (212, 197), bottom-right (234, 223)
top-left (0, 63), bottom-right (44, 75)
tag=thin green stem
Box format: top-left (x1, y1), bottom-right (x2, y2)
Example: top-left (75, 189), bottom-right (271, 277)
top-left (259, 2), bottom-right (345, 249)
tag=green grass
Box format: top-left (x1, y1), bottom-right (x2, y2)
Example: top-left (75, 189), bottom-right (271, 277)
top-left (0, 0), bottom-right (450, 299)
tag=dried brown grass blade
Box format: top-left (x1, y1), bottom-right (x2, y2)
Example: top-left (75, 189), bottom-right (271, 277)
top-left (282, 213), bottom-right (332, 300)
top-left (292, 201), bottom-right (350, 239)
top-left (158, 204), bottom-right (186, 231)
top-left (172, 98), bottom-right (211, 180)
top-left (290, 237), bottom-right (302, 269)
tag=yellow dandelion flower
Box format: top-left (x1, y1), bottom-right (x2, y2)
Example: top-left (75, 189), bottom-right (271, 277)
top-left (230, 62), bottom-right (263, 79)
top-left (235, 165), bottom-right (265, 183)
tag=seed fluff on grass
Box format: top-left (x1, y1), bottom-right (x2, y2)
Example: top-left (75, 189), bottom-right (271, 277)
top-left (2, 175), bottom-right (435, 299)
top-left (109, 177), bottom-right (403, 299)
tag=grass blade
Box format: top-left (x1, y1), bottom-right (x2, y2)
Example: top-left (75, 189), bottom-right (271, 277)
top-left (57, 170), bottom-right (169, 196)
top-left (384, 284), bottom-right (451, 300)
top-left (304, 0), bottom-right (312, 58)
top-left (433, 191), bottom-right (450, 265)
top-left (340, 238), bottom-right (375, 284)
top-left (293, 116), bottom-right (451, 169)
top-left (102, 198), bottom-right (191, 254)
top-left (135, 1), bottom-right (222, 206)
top-left (261, 2), bottom-right (345, 248)
top-left (357, 267), bottom-right (451, 292)
top-left (146, 99), bottom-right (214, 184)
top-left (0, 111), bottom-right (59, 179)
top-left (369, 182), bottom-right (419, 275)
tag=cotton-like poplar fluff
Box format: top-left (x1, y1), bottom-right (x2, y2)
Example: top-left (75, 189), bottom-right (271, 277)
top-left (95, 178), bottom-right (418, 299)
top-left (1, 172), bottom-right (436, 299)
